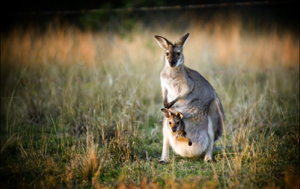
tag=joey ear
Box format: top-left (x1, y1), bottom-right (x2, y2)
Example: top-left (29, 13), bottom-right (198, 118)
top-left (175, 112), bottom-right (184, 119)
top-left (161, 108), bottom-right (171, 118)
top-left (175, 33), bottom-right (189, 48)
top-left (154, 35), bottom-right (173, 50)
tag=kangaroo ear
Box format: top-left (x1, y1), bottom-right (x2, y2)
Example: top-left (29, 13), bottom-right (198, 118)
top-left (175, 112), bottom-right (184, 119)
top-left (154, 35), bottom-right (173, 50)
top-left (161, 108), bottom-right (171, 118)
top-left (175, 33), bottom-right (189, 48)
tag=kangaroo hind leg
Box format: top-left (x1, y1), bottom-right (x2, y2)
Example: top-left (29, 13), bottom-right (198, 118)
top-left (204, 116), bottom-right (215, 162)
top-left (204, 99), bottom-right (224, 162)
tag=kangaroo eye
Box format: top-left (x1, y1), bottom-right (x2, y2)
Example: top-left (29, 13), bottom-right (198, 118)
top-left (177, 52), bottom-right (181, 56)
top-left (166, 52), bottom-right (169, 56)
top-left (177, 121), bottom-right (180, 125)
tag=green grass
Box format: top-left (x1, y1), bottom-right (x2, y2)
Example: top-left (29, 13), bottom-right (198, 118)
top-left (1, 22), bottom-right (299, 188)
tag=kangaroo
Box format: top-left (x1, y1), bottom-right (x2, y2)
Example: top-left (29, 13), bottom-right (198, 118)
top-left (155, 33), bottom-right (225, 163)
top-left (161, 108), bottom-right (192, 146)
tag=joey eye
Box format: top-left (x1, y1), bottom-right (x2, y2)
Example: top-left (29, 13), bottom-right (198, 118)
top-left (169, 121), bottom-right (172, 125)
top-left (177, 52), bottom-right (181, 56)
top-left (166, 52), bottom-right (169, 56)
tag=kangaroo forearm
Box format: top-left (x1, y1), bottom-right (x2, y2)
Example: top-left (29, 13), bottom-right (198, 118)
top-left (175, 136), bottom-right (192, 146)
top-left (162, 87), bottom-right (169, 108)
top-left (165, 90), bottom-right (190, 108)
top-left (165, 98), bottom-right (177, 108)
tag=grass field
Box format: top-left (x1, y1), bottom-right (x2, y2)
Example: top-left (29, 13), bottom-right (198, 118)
top-left (1, 17), bottom-right (299, 188)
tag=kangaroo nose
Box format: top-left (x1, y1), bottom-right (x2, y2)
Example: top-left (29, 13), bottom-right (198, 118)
top-left (169, 60), bottom-right (176, 67)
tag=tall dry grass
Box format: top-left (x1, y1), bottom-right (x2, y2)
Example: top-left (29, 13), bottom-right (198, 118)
top-left (1, 16), bottom-right (298, 69)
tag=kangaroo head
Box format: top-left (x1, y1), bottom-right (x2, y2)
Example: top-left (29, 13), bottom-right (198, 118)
top-left (154, 33), bottom-right (189, 68)
top-left (161, 108), bottom-right (184, 132)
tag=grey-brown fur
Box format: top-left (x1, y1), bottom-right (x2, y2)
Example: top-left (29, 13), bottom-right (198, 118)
top-left (155, 33), bottom-right (225, 163)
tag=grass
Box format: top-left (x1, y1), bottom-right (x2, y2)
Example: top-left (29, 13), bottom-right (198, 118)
top-left (1, 16), bottom-right (299, 188)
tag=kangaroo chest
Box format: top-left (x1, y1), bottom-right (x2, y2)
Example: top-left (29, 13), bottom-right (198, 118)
top-left (162, 76), bottom-right (189, 100)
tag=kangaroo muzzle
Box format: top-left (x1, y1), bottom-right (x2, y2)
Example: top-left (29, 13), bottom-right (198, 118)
top-left (169, 60), bottom-right (177, 67)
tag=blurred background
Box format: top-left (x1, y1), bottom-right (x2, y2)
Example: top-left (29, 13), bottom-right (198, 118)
top-left (1, 0), bottom-right (299, 68)
top-left (1, 0), bottom-right (299, 129)
top-left (1, 0), bottom-right (299, 131)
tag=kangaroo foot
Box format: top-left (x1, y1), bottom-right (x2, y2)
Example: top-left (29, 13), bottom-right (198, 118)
top-left (159, 159), bottom-right (168, 164)
top-left (204, 155), bottom-right (216, 163)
